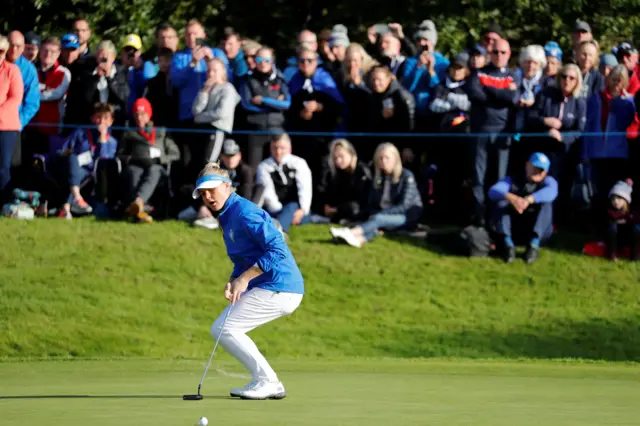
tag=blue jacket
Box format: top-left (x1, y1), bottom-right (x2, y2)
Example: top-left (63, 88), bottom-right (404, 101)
top-left (400, 53), bottom-right (448, 116)
top-left (229, 50), bottom-right (249, 84)
top-left (128, 66), bottom-right (149, 117)
top-left (583, 92), bottom-right (636, 160)
top-left (16, 56), bottom-right (40, 130)
top-left (283, 55), bottom-right (324, 83)
top-left (528, 86), bottom-right (587, 149)
top-left (60, 128), bottom-right (118, 170)
top-left (218, 192), bottom-right (304, 294)
top-left (489, 175), bottom-right (558, 206)
top-left (170, 47), bottom-right (229, 121)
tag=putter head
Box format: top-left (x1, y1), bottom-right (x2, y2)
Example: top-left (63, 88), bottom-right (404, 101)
top-left (183, 394), bottom-right (203, 401)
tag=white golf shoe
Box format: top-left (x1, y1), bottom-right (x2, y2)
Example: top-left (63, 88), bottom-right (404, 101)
top-left (339, 229), bottom-right (362, 248)
top-left (239, 380), bottom-right (286, 400)
top-left (230, 379), bottom-right (258, 398)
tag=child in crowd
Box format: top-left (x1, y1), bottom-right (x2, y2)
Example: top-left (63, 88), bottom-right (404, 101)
top-left (606, 180), bottom-right (638, 261)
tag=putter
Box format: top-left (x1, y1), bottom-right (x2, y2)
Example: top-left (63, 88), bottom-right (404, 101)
top-left (183, 305), bottom-right (233, 401)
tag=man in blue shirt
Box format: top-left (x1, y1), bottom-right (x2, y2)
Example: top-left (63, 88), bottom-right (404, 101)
top-left (192, 162), bottom-right (304, 400)
top-left (488, 152), bottom-right (558, 264)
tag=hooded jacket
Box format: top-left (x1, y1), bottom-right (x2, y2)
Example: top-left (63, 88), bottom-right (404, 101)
top-left (369, 79), bottom-right (415, 134)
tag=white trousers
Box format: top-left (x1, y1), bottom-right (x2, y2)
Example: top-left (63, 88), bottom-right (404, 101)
top-left (211, 288), bottom-right (303, 382)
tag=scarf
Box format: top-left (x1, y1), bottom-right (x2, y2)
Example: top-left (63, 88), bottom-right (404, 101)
top-left (521, 71), bottom-right (542, 101)
top-left (445, 77), bottom-right (465, 90)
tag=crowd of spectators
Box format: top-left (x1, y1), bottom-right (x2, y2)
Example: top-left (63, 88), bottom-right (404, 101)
top-left (0, 17), bottom-right (638, 262)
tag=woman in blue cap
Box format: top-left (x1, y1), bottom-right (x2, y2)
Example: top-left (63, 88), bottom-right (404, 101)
top-left (192, 162), bottom-right (304, 400)
top-left (543, 41), bottom-right (563, 88)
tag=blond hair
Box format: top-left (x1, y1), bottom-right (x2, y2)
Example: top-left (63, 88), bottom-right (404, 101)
top-left (558, 64), bottom-right (583, 98)
top-left (578, 40), bottom-right (600, 69)
top-left (0, 35), bottom-right (9, 52)
top-left (96, 40), bottom-right (117, 57)
top-left (199, 162), bottom-right (230, 179)
top-left (373, 143), bottom-right (402, 185)
top-left (207, 57), bottom-right (228, 82)
top-left (328, 139), bottom-right (358, 175)
top-left (344, 43), bottom-right (379, 76)
top-left (608, 64), bottom-right (629, 91)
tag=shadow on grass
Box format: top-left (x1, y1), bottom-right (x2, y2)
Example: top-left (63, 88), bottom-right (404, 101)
top-left (0, 395), bottom-right (232, 400)
top-left (373, 317), bottom-right (640, 361)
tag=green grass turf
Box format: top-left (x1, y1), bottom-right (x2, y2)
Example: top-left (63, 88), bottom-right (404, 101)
top-left (1, 359), bottom-right (639, 426)
top-left (1, 219), bottom-right (639, 361)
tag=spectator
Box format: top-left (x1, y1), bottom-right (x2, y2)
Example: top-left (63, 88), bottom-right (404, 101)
top-left (315, 138), bottom-right (372, 224)
top-left (122, 34), bottom-right (147, 117)
top-left (566, 20), bottom-right (593, 65)
top-left (605, 180), bottom-right (638, 261)
top-left (218, 139), bottom-right (253, 199)
top-left (341, 43), bottom-right (377, 139)
top-left (119, 98), bottom-right (179, 223)
top-left (70, 17), bottom-right (97, 75)
top-left (468, 44), bottom-right (487, 72)
top-left (466, 38), bottom-right (518, 227)
top-left (141, 23), bottom-right (179, 80)
top-left (192, 57), bottom-right (241, 162)
top-left (429, 52), bottom-right (472, 215)
top-left (52, 103), bottom-right (118, 219)
top-left (23, 31), bottom-right (40, 63)
top-left (376, 32), bottom-right (408, 77)
top-left (283, 30), bottom-right (320, 82)
top-left (528, 64), bottom-right (586, 178)
top-left (143, 48), bottom-right (178, 127)
top-left (329, 142), bottom-right (423, 248)
top-left (613, 42), bottom-right (640, 95)
top-left (404, 19), bottom-right (449, 82)
top-left (583, 65), bottom-right (636, 216)
top-left (0, 34), bottom-right (24, 200)
top-left (318, 29), bottom-right (335, 65)
top-left (32, 36), bottom-right (71, 152)
top-left (400, 44), bottom-right (442, 132)
top-left (222, 27), bottom-right (248, 83)
top-left (488, 152), bottom-right (558, 264)
top-left (238, 46), bottom-right (290, 171)
top-left (255, 133), bottom-right (313, 233)
top-left (170, 19), bottom-right (229, 130)
top-left (7, 31), bottom-right (40, 171)
top-left (366, 23), bottom-right (417, 61)
top-left (543, 41), bottom-right (562, 87)
top-left (64, 40), bottom-right (129, 129)
top-left (326, 24), bottom-right (350, 84)
top-left (242, 40), bottom-right (261, 72)
top-left (514, 45), bottom-right (547, 136)
top-left (59, 34), bottom-right (80, 71)
top-left (287, 47), bottom-right (345, 175)
top-left (599, 53), bottom-right (618, 79)
top-left (577, 40), bottom-right (604, 99)
top-left (481, 22), bottom-right (505, 54)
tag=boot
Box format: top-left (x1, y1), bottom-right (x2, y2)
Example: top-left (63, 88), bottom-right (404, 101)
top-left (606, 231), bottom-right (618, 262)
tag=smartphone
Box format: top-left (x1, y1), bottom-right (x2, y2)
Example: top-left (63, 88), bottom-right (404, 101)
top-left (195, 38), bottom-right (207, 47)
top-left (99, 57), bottom-right (108, 63)
top-left (373, 23), bottom-right (390, 35)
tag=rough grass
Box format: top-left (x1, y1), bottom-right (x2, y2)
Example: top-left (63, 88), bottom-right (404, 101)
top-left (0, 219), bottom-right (639, 361)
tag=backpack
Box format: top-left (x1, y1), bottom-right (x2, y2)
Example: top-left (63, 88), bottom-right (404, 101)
top-left (459, 225), bottom-right (492, 257)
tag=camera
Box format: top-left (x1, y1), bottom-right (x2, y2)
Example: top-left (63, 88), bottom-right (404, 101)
top-left (99, 57), bottom-right (108, 63)
top-left (195, 38), bottom-right (207, 47)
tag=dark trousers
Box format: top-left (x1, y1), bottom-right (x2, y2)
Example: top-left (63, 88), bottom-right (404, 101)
top-left (0, 131), bottom-right (18, 200)
top-left (123, 164), bottom-right (164, 204)
top-left (493, 202), bottom-right (554, 246)
top-left (472, 133), bottom-right (511, 223)
top-left (247, 134), bottom-right (271, 172)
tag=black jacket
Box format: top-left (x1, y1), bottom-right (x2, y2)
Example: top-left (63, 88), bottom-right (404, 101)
top-left (65, 65), bottom-right (129, 127)
top-left (144, 72), bottom-right (179, 128)
top-left (316, 161), bottom-right (372, 222)
top-left (369, 79), bottom-right (415, 133)
top-left (239, 70), bottom-right (290, 130)
top-left (368, 168), bottom-right (424, 225)
top-left (342, 81), bottom-right (372, 133)
top-left (465, 64), bottom-right (518, 132)
top-left (223, 161), bottom-right (254, 200)
top-left (429, 80), bottom-right (471, 133)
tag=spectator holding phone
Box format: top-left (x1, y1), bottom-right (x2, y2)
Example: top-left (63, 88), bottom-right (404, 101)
top-left (141, 23), bottom-right (179, 80)
top-left (122, 34), bottom-right (147, 118)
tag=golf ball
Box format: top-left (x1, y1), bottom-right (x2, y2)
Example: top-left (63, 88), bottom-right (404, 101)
top-left (198, 417), bottom-right (208, 426)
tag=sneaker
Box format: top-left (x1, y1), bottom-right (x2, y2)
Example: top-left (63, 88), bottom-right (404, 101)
top-left (177, 206), bottom-right (198, 221)
top-left (502, 246), bottom-right (516, 263)
top-left (57, 209), bottom-right (72, 220)
top-left (340, 229), bottom-right (362, 248)
top-left (230, 380), bottom-right (259, 398)
top-left (70, 198), bottom-right (93, 215)
top-left (523, 245), bottom-right (539, 264)
top-left (239, 381), bottom-right (286, 400)
top-left (193, 216), bottom-right (219, 230)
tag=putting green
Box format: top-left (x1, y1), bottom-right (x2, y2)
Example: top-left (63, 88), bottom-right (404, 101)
top-left (1, 359), bottom-right (638, 426)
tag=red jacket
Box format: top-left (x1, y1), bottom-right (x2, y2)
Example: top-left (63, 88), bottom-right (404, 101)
top-left (35, 61), bottom-right (71, 135)
top-left (0, 60), bottom-right (24, 131)
top-left (626, 64), bottom-right (640, 139)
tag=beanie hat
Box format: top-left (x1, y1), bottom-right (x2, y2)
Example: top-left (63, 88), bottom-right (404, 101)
top-left (484, 22), bottom-right (505, 39)
top-left (544, 41), bottom-right (563, 60)
top-left (414, 20), bottom-right (438, 46)
top-left (133, 98), bottom-right (153, 119)
top-left (600, 53), bottom-right (619, 68)
top-left (329, 24), bottom-right (350, 48)
top-left (609, 180), bottom-right (633, 204)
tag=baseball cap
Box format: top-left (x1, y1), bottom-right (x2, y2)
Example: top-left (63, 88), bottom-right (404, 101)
top-left (529, 152), bottom-right (551, 172)
top-left (192, 174), bottom-right (232, 199)
top-left (573, 20), bottom-right (592, 33)
top-left (544, 41), bottom-right (562, 60)
top-left (61, 34), bottom-right (79, 50)
top-left (24, 31), bottom-right (41, 47)
top-left (471, 43), bottom-right (487, 56)
top-left (452, 52), bottom-right (469, 68)
top-left (123, 34), bottom-right (142, 51)
top-left (613, 42), bottom-right (638, 60)
top-left (221, 139), bottom-right (240, 156)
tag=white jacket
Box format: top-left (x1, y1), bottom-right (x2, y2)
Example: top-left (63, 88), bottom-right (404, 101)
top-left (256, 154), bottom-right (313, 214)
top-left (192, 82), bottom-right (240, 133)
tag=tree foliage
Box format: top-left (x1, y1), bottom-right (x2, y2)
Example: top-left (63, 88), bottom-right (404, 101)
top-left (2, 0), bottom-right (640, 57)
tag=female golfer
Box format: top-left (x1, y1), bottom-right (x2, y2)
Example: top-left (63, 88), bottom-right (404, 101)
top-left (192, 162), bottom-right (304, 400)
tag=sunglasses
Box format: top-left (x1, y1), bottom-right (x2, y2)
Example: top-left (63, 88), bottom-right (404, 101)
top-left (492, 50), bottom-right (509, 55)
top-left (298, 57), bottom-right (316, 64)
top-left (255, 56), bottom-right (272, 64)
top-left (560, 74), bottom-right (577, 81)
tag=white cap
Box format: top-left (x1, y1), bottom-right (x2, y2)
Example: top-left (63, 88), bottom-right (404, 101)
top-left (192, 175), bottom-right (232, 199)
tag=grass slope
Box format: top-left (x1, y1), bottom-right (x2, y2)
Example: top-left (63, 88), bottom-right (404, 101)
top-left (1, 359), bottom-right (640, 426)
top-left (1, 219), bottom-right (639, 361)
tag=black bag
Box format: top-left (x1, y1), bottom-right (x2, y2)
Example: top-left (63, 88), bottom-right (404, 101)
top-left (459, 225), bottom-right (492, 257)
